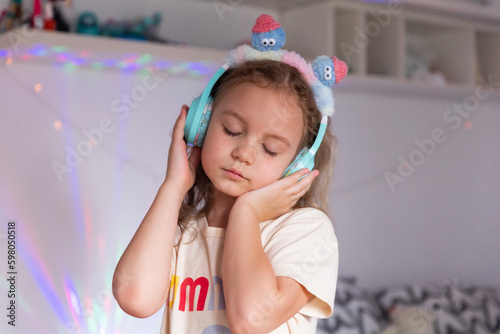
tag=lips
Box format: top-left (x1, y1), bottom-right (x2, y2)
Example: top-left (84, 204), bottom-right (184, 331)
top-left (223, 168), bottom-right (245, 180)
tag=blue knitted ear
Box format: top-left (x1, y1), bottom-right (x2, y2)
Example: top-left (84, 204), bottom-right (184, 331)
top-left (193, 97), bottom-right (213, 147)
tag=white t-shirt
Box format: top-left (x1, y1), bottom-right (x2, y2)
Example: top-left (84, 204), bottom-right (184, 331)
top-left (160, 207), bottom-right (339, 334)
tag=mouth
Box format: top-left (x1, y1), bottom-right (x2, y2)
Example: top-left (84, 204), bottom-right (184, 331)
top-left (223, 168), bottom-right (245, 180)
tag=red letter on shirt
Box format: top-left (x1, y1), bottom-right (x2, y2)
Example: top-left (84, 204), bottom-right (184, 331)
top-left (179, 277), bottom-right (209, 311)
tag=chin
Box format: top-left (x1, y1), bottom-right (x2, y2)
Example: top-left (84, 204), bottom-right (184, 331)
top-left (209, 179), bottom-right (246, 199)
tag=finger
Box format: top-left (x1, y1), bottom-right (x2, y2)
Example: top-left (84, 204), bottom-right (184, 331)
top-left (285, 168), bottom-right (315, 188)
top-left (299, 169), bottom-right (319, 183)
top-left (172, 105), bottom-right (189, 140)
top-left (289, 182), bottom-right (313, 206)
top-left (281, 168), bottom-right (310, 185)
top-left (289, 169), bottom-right (319, 195)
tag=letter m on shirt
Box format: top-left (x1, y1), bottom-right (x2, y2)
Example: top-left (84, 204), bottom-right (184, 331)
top-left (179, 277), bottom-right (209, 311)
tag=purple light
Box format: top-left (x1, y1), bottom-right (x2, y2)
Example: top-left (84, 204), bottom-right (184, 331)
top-left (154, 60), bottom-right (172, 69)
top-left (64, 276), bottom-right (82, 323)
top-left (72, 58), bottom-right (87, 66)
top-left (102, 59), bottom-right (117, 67)
top-left (29, 48), bottom-right (48, 56)
top-left (28, 44), bottom-right (49, 56)
top-left (123, 63), bottom-right (141, 71)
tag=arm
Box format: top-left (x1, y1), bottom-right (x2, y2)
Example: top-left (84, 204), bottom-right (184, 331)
top-left (112, 105), bottom-right (200, 318)
top-left (223, 169), bottom-right (319, 333)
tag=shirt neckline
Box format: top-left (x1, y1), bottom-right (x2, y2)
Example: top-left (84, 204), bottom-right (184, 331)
top-left (199, 216), bottom-right (226, 238)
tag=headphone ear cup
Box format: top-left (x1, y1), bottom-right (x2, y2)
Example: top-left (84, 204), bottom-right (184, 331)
top-left (193, 97), bottom-right (213, 147)
top-left (184, 96), bottom-right (214, 147)
top-left (184, 65), bottom-right (227, 147)
top-left (282, 147), bottom-right (315, 179)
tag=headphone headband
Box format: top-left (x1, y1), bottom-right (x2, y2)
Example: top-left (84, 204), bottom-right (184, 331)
top-left (184, 14), bottom-right (347, 177)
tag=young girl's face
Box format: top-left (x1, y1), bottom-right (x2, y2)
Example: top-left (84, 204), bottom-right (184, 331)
top-left (201, 82), bottom-right (304, 198)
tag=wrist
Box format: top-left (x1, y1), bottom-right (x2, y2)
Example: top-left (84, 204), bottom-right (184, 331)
top-left (158, 180), bottom-right (187, 206)
top-left (232, 197), bottom-right (261, 221)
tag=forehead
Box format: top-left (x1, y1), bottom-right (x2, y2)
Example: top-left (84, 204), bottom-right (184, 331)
top-left (213, 82), bottom-right (304, 141)
top-left (214, 82), bottom-right (303, 120)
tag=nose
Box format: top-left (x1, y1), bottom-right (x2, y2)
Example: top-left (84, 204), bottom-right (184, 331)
top-left (232, 140), bottom-right (256, 165)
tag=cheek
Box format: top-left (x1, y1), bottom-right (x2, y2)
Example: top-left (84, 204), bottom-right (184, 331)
top-left (201, 126), bottom-right (226, 169)
top-left (252, 159), bottom-right (289, 185)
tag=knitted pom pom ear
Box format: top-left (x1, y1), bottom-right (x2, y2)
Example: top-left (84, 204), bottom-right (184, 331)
top-left (281, 51), bottom-right (316, 83)
top-left (333, 57), bottom-right (348, 84)
top-left (251, 14), bottom-right (281, 33)
top-left (224, 14), bottom-right (348, 117)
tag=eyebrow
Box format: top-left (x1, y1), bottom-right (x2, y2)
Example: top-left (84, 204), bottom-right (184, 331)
top-left (221, 109), bottom-right (291, 147)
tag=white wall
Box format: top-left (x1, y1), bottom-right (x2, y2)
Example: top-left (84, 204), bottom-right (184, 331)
top-left (331, 85), bottom-right (500, 289)
top-left (0, 57), bottom-right (219, 333)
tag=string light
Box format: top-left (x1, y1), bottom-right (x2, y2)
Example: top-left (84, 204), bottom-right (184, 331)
top-left (34, 83), bottom-right (43, 92)
top-left (0, 43), bottom-right (217, 75)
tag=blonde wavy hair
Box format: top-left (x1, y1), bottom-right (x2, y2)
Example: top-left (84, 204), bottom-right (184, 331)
top-left (178, 60), bottom-right (336, 229)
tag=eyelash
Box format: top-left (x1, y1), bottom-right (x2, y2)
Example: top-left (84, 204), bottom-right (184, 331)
top-left (223, 127), bottom-right (278, 157)
top-left (262, 145), bottom-right (278, 157)
top-left (223, 127), bottom-right (239, 137)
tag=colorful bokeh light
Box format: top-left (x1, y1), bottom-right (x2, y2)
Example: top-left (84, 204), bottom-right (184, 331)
top-left (0, 43), bottom-right (217, 76)
top-left (0, 35), bottom-right (222, 333)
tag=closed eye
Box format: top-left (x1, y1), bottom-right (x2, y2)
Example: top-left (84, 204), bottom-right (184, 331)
top-left (262, 144), bottom-right (277, 157)
top-left (223, 127), bottom-right (239, 137)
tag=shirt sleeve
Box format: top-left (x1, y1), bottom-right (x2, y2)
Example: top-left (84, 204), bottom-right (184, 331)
top-left (260, 208), bottom-right (339, 318)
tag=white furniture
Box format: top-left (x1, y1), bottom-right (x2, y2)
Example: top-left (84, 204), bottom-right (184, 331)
top-left (281, 0), bottom-right (500, 92)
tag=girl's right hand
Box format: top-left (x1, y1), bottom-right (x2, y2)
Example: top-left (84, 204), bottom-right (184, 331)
top-left (164, 105), bottom-right (201, 194)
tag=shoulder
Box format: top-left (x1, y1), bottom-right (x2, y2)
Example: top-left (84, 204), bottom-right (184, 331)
top-left (287, 207), bottom-right (331, 222)
top-left (261, 208), bottom-right (339, 318)
top-left (260, 208), bottom-right (337, 247)
top-left (261, 207), bottom-right (333, 233)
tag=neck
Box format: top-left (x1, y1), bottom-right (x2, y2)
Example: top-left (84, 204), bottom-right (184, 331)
top-left (206, 189), bottom-right (236, 228)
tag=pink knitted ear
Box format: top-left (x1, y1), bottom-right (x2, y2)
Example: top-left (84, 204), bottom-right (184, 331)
top-left (251, 14), bottom-right (281, 33)
top-left (281, 51), bottom-right (317, 83)
top-left (333, 57), bottom-right (348, 83)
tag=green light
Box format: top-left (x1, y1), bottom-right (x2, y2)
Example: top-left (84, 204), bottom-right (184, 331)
top-left (189, 71), bottom-right (203, 78)
top-left (138, 68), bottom-right (150, 77)
top-left (168, 66), bottom-right (183, 75)
top-left (137, 54), bottom-right (152, 65)
top-left (92, 62), bottom-right (104, 70)
top-left (51, 45), bottom-right (68, 53)
top-left (63, 62), bottom-right (77, 70)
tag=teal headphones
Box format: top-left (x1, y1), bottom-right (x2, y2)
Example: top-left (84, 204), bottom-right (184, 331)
top-left (183, 64), bottom-right (327, 179)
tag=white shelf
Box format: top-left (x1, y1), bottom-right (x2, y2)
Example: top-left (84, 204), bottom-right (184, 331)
top-left (333, 5), bottom-right (366, 75)
top-left (0, 28), bottom-right (227, 73)
top-left (282, 0), bottom-right (500, 93)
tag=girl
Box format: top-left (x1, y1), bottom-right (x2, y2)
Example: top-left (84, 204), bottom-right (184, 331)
top-left (113, 59), bottom-right (339, 333)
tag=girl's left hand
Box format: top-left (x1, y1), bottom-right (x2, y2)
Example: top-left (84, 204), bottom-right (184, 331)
top-left (233, 168), bottom-right (319, 223)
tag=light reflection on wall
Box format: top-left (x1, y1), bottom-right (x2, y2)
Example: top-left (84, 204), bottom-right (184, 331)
top-left (1, 43), bottom-right (215, 77)
top-left (0, 43), bottom-right (222, 333)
